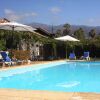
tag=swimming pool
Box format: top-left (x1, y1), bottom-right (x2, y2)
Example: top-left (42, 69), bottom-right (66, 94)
top-left (0, 61), bottom-right (100, 93)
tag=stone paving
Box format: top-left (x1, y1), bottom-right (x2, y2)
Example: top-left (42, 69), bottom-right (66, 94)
top-left (0, 89), bottom-right (100, 100)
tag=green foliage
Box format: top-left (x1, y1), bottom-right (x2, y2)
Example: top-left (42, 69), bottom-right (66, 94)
top-left (63, 23), bottom-right (71, 35)
top-left (74, 28), bottom-right (85, 40)
top-left (0, 25), bottom-right (100, 58)
top-left (89, 29), bottom-right (96, 39)
top-left (11, 50), bottom-right (30, 60)
top-left (0, 39), bottom-right (6, 50)
top-left (52, 42), bottom-right (57, 58)
top-left (55, 29), bottom-right (62, 37)
top-left (0, 29), bottom-right (50, 49)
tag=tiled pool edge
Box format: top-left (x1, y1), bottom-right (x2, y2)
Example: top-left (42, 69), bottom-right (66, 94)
top-left (0, 60), bottom-right (67, 71)
top-left (0, 89), bottom-right (100, 100)
top-left (0, 60), bottom-right (66, 71)
top-left (0, 60), bottom-right (67, 79)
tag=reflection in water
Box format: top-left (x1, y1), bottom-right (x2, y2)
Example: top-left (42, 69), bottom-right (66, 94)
top-left (78, 63), bottom-right (90, 69)
top-left (56, 81), bottom-right (80, 88)
top-left (32, 70), bottom-right (43, 82)
top-left (68, 62), bottom-right (91, 69)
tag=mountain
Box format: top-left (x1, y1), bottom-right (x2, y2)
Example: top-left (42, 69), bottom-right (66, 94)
top-left (28, 22), bottom-right (100, 36)
top-left (28, 22), bottom-right (52, 33)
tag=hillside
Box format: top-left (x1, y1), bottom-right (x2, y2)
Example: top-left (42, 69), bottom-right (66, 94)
top-left (28, 22), bottom-right (100, 35)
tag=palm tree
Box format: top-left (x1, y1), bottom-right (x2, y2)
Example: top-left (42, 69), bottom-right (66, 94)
top-left (89, 29), bottom-right (96, 39)
top-left (63, 23), bottom-right (71, 36)
top-left (74, 28), bottom-right (85, 40)
top-left (55, 29), bottom-right (62, 37)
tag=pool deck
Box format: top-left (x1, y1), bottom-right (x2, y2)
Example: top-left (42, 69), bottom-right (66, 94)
top-left (0, 60), bottom-right (66, 70)
top-left (0, 89), bottom-right (100, 100)
top-left (0, 60), bottom-right (100, 100)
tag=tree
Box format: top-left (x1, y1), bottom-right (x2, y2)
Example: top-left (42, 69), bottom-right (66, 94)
top-left (0, 30), bottom-right (42, 50)
top-left (0, 39), bottom-right (6, 50)
top-left (74, 28), bottom-right (85, 40)
top-left (89, 29), bottom-right (96, 39)
top-left (55, 29), bottom-right (62, 37)
top-left (63, 23), bottom-right (71, 36)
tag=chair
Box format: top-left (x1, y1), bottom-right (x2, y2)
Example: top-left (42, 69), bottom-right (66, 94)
top-left (83, 52), bottom-right (90, 61)
top-left (48, 56), bottom-right (54, 60)
top-left (69, 53), bottom-right (76, 60)
top-left (0, 51), bottom-right (12, 66)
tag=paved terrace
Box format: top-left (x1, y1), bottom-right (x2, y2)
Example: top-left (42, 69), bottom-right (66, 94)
top-left (0, 89), bottom-right (100, 100)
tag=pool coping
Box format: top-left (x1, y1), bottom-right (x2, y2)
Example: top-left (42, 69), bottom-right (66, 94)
top-left (0, 89), bottom-right (100, 100)
top-left (0, 60), bottom-right (66, 71)
top-left (1, 59), bottom-right (100, 71)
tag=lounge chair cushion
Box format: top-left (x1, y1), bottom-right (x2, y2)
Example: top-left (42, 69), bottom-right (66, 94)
top-left (0, 52), bottom-right (11, 62)
top-left (69, 53), bottom-right (76, 59)
top-left (83, 52), bottom-right (90, 60)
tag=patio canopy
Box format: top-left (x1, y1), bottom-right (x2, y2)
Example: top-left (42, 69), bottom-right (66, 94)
top-left (0, 21), bottom-right (36, 32)
top-left (0, 21), bottom-right (47, 37)
top-left (55, 35), bottom-right (80, 59)
top-left (55, 35), bottom-right (80, 42)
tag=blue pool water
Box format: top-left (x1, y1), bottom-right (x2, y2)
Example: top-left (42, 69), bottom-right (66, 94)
top-left (0, 61), bottom-right (100, 93)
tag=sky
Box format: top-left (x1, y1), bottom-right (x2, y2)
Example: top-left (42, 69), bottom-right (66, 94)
top-left (0, 0), bottom-right (100, 26)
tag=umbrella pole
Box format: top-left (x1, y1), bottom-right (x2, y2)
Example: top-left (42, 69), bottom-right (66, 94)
top-left (12, 26), bottom-right (14, 48)
top-left (66, 44), bottom-right (67, 60)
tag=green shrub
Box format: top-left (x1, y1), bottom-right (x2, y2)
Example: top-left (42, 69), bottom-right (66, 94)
top-left (11, 50), bottom-right (30, 60)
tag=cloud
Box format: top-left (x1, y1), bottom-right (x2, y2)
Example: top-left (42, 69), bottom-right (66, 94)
top-left (23, 12), bottom-right (37, 17)
top-left (86, 18), bottom-right (100, 26)
top-left (4, 9), bottom-right (37, 21)
top-left (5, 9), bottom-right (14, 14)
top-left (4, 9), bottom-right (22, 21)
top-left (88, 18), bottom-right (95, 23)
top-left (50, 7), bottom-right (61, 14)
